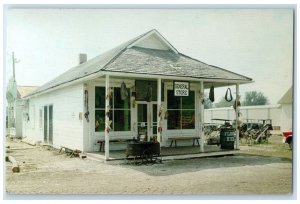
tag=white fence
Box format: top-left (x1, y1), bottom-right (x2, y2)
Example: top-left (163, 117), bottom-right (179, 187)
top-left (204, 105), bottom-right (282, 129)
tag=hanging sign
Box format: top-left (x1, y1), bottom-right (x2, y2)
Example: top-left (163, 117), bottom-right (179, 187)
top-left (173, 81), bottom-right (189, 96)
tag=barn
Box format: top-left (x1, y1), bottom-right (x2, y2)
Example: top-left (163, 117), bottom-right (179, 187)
top-left (21, 29), bottom-right (252, 160)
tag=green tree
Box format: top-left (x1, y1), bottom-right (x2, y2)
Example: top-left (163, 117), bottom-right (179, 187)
top-left (242, 91), bottom-right (269, 106)
top-left (204, 98), bottom-right (213, 109)
top-left (214, 98), bottom-right (233, 108)
top-left (203, 92), bottom-right (215, 109)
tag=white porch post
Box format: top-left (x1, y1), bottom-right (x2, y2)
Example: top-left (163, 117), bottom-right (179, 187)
top-left (157, 78), bottom-right (162, 143)
top-left (105, 75), bottom-right (110, 160)
top-left (199, 81), bottom-right (205, 152)
top-left (235, 83), bottom-right (240, 149)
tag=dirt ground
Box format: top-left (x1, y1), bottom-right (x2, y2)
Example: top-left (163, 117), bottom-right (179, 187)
top-left (4, 135), bottom-right (293, 197)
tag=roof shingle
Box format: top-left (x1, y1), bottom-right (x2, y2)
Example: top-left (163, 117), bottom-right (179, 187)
top-left (103, 46), bottom-right (251, 81)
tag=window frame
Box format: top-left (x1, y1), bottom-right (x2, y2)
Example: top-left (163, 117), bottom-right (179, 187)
top-left (94, 86), bottom-right (131, 132)
top-left (167, 90), bottom-right (195, 130)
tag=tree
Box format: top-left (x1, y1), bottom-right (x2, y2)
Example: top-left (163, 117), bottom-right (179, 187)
top-left (242, 91), bottom-right (269, 106)
top-left (204, 98), bottom-right (213, 109)
top-left (202, 93), bottom-right (213, 109)
top-left (214, 98), bottom-right (233, 108)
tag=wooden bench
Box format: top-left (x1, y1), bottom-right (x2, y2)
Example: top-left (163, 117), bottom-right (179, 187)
top-left (97, 139), bottom-right (136, 152)
top-left (168, 137), bottom-right (200, 147)
top-left (59, 146), bottom-right (82, 158)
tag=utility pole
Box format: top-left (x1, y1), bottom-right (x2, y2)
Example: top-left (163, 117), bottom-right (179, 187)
top-left (12, 52), bottom-right (19, 81)
top-left (7, 52), bottom-right (19, 137)
top-left (12, 52), bottom-right (16, 81)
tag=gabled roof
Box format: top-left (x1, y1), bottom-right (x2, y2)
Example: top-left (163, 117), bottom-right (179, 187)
top-left (26, 29), bottom-right (252, 97)
top-left (278, 86), bottom-right (292, 104)
top-left (17, 86), bottom-right (38, 98)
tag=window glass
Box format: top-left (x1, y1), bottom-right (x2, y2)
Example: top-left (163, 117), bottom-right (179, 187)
top-left (152, 104), bottom-right (157, 134)
top-left (135, 80), bottom-right (164, 101)
top-left (95, 110), bottom-right (105, 132)
top-left (95, 86), bottom-right (130, 132)
top-left (181, 110), bottom-right (195, 129)
top-left (138, 104), bottom-right (147, 123)
top-left (167, 90), bottom-right (180, 109)
top-left (95, 110), bottom-right (114, 132)
top-left (95, 87), bottom-right (105, 108)
top-left (113, 88), bottom-right (130, 109)
top-left (167, 110), bottom-right (181, 130)
top-left (167, 90), bottom-right (195, 130)
top-left (182, 91), bottom-right (195, 109)
top-left (114, 110), bottom-right (131, 131)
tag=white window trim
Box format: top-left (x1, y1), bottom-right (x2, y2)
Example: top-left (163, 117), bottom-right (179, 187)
top-left (94, 86), bottom-right (132, 134)
top-left (166, 88), bottom-right (196, 131)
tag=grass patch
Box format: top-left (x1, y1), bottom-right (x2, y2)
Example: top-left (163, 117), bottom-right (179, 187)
top-left (239, 135), bottom-right (292, 160)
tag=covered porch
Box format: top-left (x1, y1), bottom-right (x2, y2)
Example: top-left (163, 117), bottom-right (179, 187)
top-left (84, 73), bottom-right (246, 161)
top-left (80, 29), bottom-right (252, 160)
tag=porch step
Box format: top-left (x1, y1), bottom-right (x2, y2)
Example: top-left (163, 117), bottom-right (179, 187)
top-left (161, 150), bottom-right (240, 161)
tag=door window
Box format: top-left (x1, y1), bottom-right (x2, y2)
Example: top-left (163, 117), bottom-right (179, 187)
top-left (137, 103), bottom-right (157, 141)
top-left (137, 104), bottom-right (148, 137)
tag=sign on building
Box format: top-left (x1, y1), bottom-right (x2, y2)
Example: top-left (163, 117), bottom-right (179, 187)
top-left (173, 81), bottom-right (190, 96)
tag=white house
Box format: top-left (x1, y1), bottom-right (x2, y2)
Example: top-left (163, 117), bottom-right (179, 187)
top-left (21, 29), bottom-right (252, 160)
top-left (278, 86), bottom-right (293, 132)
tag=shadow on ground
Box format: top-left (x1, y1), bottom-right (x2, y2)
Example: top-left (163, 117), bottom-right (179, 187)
top-left (113, 154), bottom-right (292, 177)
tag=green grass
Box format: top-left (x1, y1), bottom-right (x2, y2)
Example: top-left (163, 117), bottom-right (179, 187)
top-left (239, 135), bottom-right (293, 160)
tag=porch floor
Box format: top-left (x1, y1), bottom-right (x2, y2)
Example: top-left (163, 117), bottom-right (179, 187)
top-left (85, 145), bottom-right (239, 162)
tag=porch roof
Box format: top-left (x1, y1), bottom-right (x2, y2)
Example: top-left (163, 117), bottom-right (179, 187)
top-left (26, 29), bottom-right (252, 97)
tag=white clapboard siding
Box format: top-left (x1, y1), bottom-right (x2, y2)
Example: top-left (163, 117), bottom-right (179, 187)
top-left (22, 84), bottom-right (84, 150)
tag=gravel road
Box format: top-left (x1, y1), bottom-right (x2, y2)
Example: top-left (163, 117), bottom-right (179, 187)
top-left (5, 137), bottom-right (293, 197)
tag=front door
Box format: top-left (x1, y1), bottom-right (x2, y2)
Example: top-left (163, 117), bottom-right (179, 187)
top-left (137, 102), bottom-right (157, 141)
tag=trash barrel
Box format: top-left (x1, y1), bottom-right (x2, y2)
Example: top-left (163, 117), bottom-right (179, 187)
top-left (220, 128), bottom-right (236, 149)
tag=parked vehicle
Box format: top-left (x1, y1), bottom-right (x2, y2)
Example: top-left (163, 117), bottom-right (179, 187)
top-left (282, 130), bottom-right (292, 149)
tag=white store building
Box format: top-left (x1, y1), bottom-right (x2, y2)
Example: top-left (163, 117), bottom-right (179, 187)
top-left (21, 29), bottom-right (252, 160)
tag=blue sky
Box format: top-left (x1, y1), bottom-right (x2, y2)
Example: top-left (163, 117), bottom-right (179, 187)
top-left (5, 8), bottom-right (294, 104)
